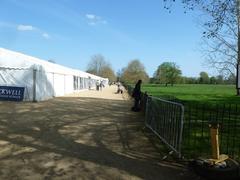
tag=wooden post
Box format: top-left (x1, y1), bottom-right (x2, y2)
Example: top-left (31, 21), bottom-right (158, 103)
top-left (210, 126), bottom-right (220, 159)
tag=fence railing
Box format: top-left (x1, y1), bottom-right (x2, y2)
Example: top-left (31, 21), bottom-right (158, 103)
top-left (145, 96), bottom-right (184, 157)
top-left (183, 103), bottom-right (240, 159)
top-left (124, 84), bottom-right (240, 160)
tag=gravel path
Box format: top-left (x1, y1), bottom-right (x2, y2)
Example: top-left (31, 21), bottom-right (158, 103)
top-left (66, 85), bottom-right (129, 100)
top-left (0, 85), bottom-right (200, 180)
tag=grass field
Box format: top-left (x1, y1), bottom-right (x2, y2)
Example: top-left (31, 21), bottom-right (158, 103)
top-left (141, 84), bottom-right (240, 104)
top-left (138, 84), bottom-right (240, 158)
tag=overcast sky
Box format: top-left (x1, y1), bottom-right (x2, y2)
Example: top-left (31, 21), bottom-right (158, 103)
top-left (0, 0), bottom-right (213, 77)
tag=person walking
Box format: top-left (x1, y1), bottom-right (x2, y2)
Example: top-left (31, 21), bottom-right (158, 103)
top-left (131, 80), bottom-right (142, 112)
top-left (116, 82), bottom-right (123, 94)
top-left (96, 81), bottom-right (100, 91)
top-left (100, 81), bottom-right (104, 91)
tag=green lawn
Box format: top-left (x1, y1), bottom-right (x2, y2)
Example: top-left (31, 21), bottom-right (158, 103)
top-left (142, 84), bottom-right (240, 104)
top-left (140, 84), bottom-right (240, 158)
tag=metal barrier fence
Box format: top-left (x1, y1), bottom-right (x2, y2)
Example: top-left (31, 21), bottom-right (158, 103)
top-left (124, 84), bottom-right (240, 159)
top-left (183, 103), bottom-right (240, 159)
top-left (145, 96), bottom-right (184, 157)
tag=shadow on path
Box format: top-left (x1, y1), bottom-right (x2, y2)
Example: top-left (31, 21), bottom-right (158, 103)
top-left (0, 96), bottom-right (198, 179)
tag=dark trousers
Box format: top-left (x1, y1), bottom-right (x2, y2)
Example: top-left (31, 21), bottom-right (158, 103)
top-left (132, 97), bottom-right (140, 111)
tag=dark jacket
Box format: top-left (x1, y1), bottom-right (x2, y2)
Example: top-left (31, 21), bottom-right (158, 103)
top-left (132, 82), bottom-right (141, 99)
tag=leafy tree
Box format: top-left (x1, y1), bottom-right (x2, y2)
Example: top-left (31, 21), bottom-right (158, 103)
top-left (149, 77), bottom-right (161, 84)
top-left (216, 75), bottom-right (224, 84)
top-left (210, 76), bottom-right (217, 84)
top-left (101, 66), bottom-right (116, 82)
top-left (199, 71), bottom-right (210, 84)
top-left (164, 0), bottom-right (240, 94)
top-left (86, 54), bottom-right (116, 81)
top-left (154, 62), bottom-right (182, 86)
top-left (121, 59), bottom-right (149, 84)
top-left (179, 76), bottom-right (187, 84)
top-left (116, 68), bottom-right (125, 82)
top-left (181, 76), bottom-right (198, 84)
top-left (226, 73), bottom-right (236, 84)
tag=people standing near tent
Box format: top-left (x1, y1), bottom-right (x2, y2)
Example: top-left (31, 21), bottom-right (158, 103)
top-left (96, 81), bottom-right (100, 91)
top-left (88, 81), bottom-right (92, 90)
top-left (116, 82), bottom-right (120, 92)
top-left (131, 80), bottom-right (142, 112)
top-left (100, 81), bottom-right (103, 91)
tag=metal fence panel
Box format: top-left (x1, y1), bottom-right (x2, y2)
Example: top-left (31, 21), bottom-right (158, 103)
top-left (183, 103), bottom-right (240, 159)
top-left (145, 96), bottom-right (184, 157)
top-left (124, 84), bottom-right (240, 159)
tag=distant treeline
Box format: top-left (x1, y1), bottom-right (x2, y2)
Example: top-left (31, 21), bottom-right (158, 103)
top-left (83, 51), bottom-right (237, 87)
top-left (149, 62), bottom-right (236, 86)
top-left (150, 73), bottom-right (236, 85)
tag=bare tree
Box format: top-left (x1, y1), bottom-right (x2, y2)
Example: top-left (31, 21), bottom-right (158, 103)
top-left (164, 0), bottom-right (240, 95)
top-left (86, 54), bottom-right (116, 81)
top-left (87, 54), bottom-right (108, 76)
top-left (197, 1), bottom-right (237, 77)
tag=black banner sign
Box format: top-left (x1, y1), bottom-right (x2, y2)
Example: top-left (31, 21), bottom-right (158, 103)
top-left (0, 86), bottom-right (25, 101)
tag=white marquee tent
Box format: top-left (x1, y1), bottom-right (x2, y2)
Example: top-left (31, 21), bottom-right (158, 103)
top-left (0, 48), bottom-right (108, 101)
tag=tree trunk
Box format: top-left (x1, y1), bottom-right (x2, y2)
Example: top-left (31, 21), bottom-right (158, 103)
top-left (237, 88), bottom-right (240, 95)
top-left (237, 0), bottom-right (240, 95)
top-left (237, 63), bottom-right (240, 95)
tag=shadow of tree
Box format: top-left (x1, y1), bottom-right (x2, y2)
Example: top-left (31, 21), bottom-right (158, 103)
top-left (0, 97), bottom-right (197, 179)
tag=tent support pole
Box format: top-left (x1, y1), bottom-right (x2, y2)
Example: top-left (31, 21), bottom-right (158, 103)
top-left (33, 69), bottom-right (37, 102)
top-left (64, 74), bottom-right (66, 95)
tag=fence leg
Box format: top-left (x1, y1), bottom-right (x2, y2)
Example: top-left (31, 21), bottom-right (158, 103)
top-left (145, 96), bottom-right (150, 126)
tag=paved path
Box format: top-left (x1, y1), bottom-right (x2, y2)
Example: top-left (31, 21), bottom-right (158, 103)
top-left (0, 85), bottom-right (200, 180)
